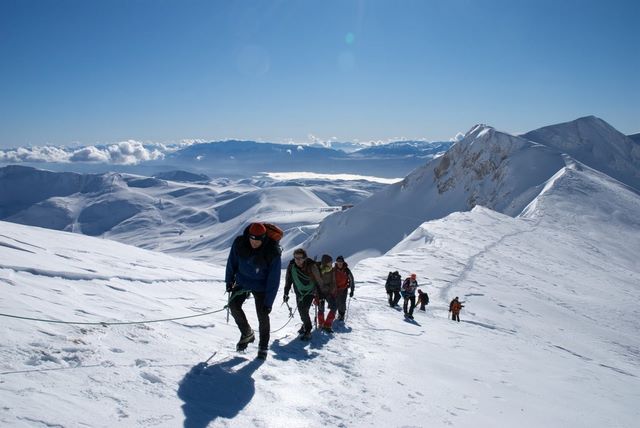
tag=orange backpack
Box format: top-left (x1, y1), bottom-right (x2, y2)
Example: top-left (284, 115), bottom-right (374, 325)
top-left (263, 223), bottom-right (284, 242)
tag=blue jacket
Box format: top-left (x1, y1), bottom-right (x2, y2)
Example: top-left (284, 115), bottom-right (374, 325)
top-left (225, 235), bottom-right (282, 308)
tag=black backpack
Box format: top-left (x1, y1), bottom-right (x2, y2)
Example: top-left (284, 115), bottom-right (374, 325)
top-left (387, 271), bottom-right (402, 291)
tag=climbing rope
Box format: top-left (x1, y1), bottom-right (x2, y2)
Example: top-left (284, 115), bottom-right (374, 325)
top-left (270, 300), bottom-right (298, 334)
top-left (0, 288), bottom-right (253, 326)
top-left (0, 306), bottom-right (229, 326)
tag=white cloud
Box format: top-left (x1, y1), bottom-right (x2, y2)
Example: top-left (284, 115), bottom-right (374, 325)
top-left (306, 134), bottom-right (338, 148)
top-left (450, 132), bottom-right (465, 142)
top-left (0, 146), bottom-right (71, 163)
top-left (69, 146), bottom-right (110, 163)
top-left (106, 140), bottom-right (164, 164)
top-left (1, 140), bottom-right (165, 165)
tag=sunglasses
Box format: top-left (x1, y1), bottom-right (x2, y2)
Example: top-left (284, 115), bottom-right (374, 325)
top-left (249, 234), bottom-right (265, 241)
top-left (294, 256), bottom-right (305, 261)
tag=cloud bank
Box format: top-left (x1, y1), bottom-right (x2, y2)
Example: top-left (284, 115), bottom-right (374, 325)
top-left (0, 140), bottom-right (166, 165)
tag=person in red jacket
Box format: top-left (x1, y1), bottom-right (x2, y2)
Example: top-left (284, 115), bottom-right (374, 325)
top-left (449, 296), bottom-right (465, 322)
top-left (334, 255), bottom-right (355, 322)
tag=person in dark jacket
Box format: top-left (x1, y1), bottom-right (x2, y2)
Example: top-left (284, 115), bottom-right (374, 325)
top-left (401, 273), bottom-right (418, 319)
top-left (385, 271), bottom-right (402, 307)
top-left (334, 255), bottom-right (355, 322)
top-left (417, 289), bottom-right (429, 311)
top-left (226, 222), bottom-right (282, 359)
top-left (283, 248), bottom-right (322, 340)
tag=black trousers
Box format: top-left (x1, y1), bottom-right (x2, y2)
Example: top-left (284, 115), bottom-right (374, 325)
top-left (452, 313), bottom-right (460, 322)
top-left (228, 291), bottom-right (270, 349)
top-left (388, 290), bottom-right (401, 306)
top-left (336, 288), bottom-right (349, 318)
top-left (295, 291), bottom-right (314, 333)
top-left (403, 295), bottom-right (416, 316)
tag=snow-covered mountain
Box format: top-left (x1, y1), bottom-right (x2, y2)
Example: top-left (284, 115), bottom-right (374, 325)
top-left (153, 170), bottom-right (211, 183)
top-left (522, 116), bottom-right (640, 191)
top-left (1, 166), bottom-right (638, 426)
top-left (303, 116), bottom-right (640, 262)
top-left (303, 125), bottom-right (565, 260)
top-left (0, 165), bottom-right (387, 262)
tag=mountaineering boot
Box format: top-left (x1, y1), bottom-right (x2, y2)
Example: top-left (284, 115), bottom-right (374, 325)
top-left (257, 347), bottom-right (268, 360)
top-left (300, 331), bottom-right (312, 341)
top-left (236, 330), bottom-right (255, 351)
top-left (297, 326), bottom-right (305, 335)
top-left (322, 326), bottom-right (333, 333)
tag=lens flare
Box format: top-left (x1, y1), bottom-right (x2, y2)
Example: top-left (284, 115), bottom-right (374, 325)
top-left (345, 32), bottom-right (355, 45)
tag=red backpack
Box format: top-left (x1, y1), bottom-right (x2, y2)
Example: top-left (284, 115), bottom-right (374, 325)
top-left (263, 223), bottom-right (284, 242)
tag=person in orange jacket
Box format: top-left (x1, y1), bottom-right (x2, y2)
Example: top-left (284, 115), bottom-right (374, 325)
top-left (449, 296), bottom-right (464, 322)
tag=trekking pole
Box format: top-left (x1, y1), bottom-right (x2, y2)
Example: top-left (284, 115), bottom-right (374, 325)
top-left (314, 300), bottom-right (318, 330)
top-left (345, 296), bottom-right (352, 323)
top-left (284, 300), bottom-right (293, 318)
top-left (226, 291), bottom-right (231, 324)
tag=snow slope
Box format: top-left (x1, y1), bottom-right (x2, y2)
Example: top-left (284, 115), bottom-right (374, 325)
top-left (1, 160), bottom-right (639, 427)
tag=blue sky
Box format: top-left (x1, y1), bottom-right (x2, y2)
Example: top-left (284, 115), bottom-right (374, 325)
top-left (0, 0), bottom-right (638, 148)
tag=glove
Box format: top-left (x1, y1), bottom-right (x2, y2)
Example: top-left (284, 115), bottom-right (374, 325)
top-left (226, 283), bottom-right (234, 292)
top-left (349, 290), bottom-right (354, 298)
top-left (262, 306), bottom-right (272, 315)
top-left (283, 294), bottom-right (289, 303)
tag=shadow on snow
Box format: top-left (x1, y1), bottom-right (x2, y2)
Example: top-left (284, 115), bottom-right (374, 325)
top-left (178, 356), bottom-right (263, 428)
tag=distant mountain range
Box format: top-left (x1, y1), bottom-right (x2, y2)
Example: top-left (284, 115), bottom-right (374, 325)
top-left (0, 139), bottom-right (454, 179)
top-left (162, 139), bottom-right (453, 178)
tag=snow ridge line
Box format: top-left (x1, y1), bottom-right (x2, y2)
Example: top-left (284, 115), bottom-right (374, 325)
top-left (0, 264), bottom-right (214, 284)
